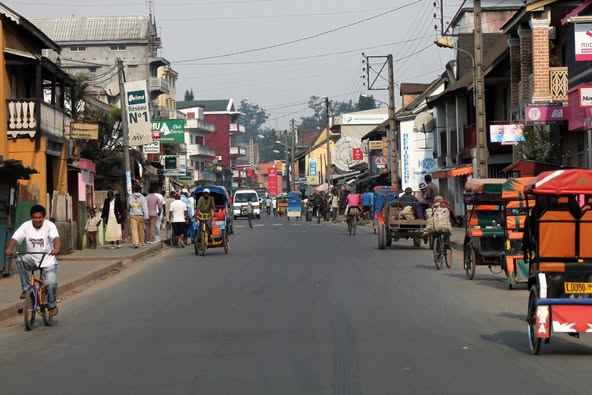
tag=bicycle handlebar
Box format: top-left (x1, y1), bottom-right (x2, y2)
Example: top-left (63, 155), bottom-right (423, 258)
top-left (14, 252), bottom-right (49, 271)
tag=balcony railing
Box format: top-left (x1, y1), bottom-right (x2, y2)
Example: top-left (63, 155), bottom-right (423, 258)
top-left (229, 123), bottom-right (246, 134)
top-left (149, 77), bottom-right (170, 94)
top-left (550, 67), bottom-right (568, 102)
top-left (187, 144), bottom-right (216, 157)
top-left (229, 146), bottom-right (247, 156)
top-left (185, 118), bottom-right (215, 133)
top-left (7, 99), bottom-right (72, 139)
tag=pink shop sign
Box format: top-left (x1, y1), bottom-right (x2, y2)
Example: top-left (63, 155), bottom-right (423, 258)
top-left (525, 104), bottom-right (564, 122)
top-left (568, 88), bottom-right (592, 130)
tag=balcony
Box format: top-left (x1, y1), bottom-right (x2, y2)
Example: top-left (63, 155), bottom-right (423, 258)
top-left (185, 118), bottom-right (215, 134)
top-left (187, 144), bottom-right (216, 158)
top-left (229, 146), bottom-right (247, 157)
top-left (149, 77), bottom-right (170, 94)
top-left (7, 99), bottom-right (72, 139)
top-left (550, 67), bottom-right (568, 103)
top-left (229, 123), bottom-right (246, 134)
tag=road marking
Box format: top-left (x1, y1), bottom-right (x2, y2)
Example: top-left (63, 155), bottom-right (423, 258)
top-left (234, 225), bottom-right (246, 228)
top-left (272, 224), bottom-right (284, 226)
top-left (291, 223), bottom-right (302, 226)
top-left (254, 224), bottom-right (264, 227)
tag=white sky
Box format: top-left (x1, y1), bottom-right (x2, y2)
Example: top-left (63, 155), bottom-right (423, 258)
top-left (6, 0), bottom-right (466, 129)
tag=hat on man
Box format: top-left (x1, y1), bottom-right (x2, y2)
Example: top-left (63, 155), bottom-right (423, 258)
top-left (182, 188), bottom-right (189, 194)
top-left (203, 188), bottom-right (210, 194)
top-left (419, 182), bottom-right (427, 190)
top-left (404, 187), bottom-right (413, 193)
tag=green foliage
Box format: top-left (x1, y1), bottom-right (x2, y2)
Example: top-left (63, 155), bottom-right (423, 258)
top-left (184, 89), bottom-right (194, 101)
top-left (520, 125), bottom-right (558, 162)
top-left (236, 99), bottom-right (270, 144)
top-left (257, 128), bottom-right (287, 163)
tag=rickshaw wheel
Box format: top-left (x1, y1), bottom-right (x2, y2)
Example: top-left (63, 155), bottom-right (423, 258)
top-left (464, 246), bottom-right (476, 280)
top-left (527, 287), bottom-right (542, 355)
top-left (223, 233), bottom-right (229, 254)
top-left (378, 225), bottom-right (386, 249)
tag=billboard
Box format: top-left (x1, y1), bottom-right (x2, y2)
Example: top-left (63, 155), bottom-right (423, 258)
top-left (268, 167), bottom-right (278, 196)
top-left (123, 80), bottom-right (152, 146)
top-left (489, 124), bottom-right (525, 143)
top-left (575, 23), bottom-right (592, 61)
top-left (153, 119), bottom-right (185, 143)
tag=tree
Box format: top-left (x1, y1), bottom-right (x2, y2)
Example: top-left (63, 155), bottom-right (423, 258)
top-left (520, 125), bottom-right (559, 163)
top-left (236, 99), bottom-right (269, 144)
top-left (184, 89), bottom-right (194, 101)
top-left (297, 95), bottom-right (378, 130)
top-left (357, 94), bottom-right (377, 111)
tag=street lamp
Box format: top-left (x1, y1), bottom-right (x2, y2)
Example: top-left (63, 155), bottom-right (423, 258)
top-left (434, 38), bottom-right (475, 105)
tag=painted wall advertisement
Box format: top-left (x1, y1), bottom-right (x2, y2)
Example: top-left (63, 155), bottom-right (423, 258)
top-left (575, 23), bottom-right (592, 62)
top-left (268, 167), bottom-right (278, 196)
top-left (400, 120), bottom-right (436, 191)
top-left (123, 80), bottom-right (152, 146)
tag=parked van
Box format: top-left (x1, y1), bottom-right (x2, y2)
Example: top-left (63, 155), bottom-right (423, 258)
top-left (233, 189), bottom-right (261, 219)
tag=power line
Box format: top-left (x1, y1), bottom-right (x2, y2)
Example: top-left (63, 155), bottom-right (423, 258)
top-left (9, 0), bottom-right (271, 6)
top-left (171, 0), bottom-right (423, 64)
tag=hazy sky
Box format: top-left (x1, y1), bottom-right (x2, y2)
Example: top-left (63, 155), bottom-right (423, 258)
top-left (6, 0), bottom-right (465, 129)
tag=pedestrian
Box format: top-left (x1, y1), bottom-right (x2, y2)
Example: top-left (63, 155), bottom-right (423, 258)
top-left (330, 192), bottom-right (339, 222)
top-left (169, 192), bottom-right (188, 248)
top-left (423, 174), bottom-right (439, 203)
top-left (154, 189), bottom-right (166, 242)
top-left (101, 191), bottom-right (123, 249)
top-left (361, 189), bottom-right (372, 220)
top-left (114, 192), bottom-right (127, 242)
top-left (180, 188), bottom-right (194, 243)
top-left (272, 196), bottom-right (277, 216)
top-left (85, 208), bottom-right (101, 249)
top-left (5, 204), bottom-right (60, 317)
top-left (128, 184), bottom-right (149, 248)
top-left (145, 187), bottom-right (162, 244)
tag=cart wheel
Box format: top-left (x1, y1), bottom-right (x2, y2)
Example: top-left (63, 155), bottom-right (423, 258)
top-left (378, 225), bottom-right (386, 250)
top-left (223, 233), bottom-right (228, 254)
top-left (464, 246), bottom-right (476, 280)
top-left (527, 287), bottom-right (542, 355)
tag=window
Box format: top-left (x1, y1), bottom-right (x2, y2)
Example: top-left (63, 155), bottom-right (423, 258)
top-left (69, 46), bottom-right (86, 52)
top-left (88, 67), bottom-right (97, 73)
top-left (109, 45), bottom-right (127, 51)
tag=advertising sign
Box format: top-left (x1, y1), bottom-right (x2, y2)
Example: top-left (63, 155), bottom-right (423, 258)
top-left (489, 124), bottom-right (525, 143)
top-left (164, 155), bottom-right (177, 170)
top-left (70, 122), bottom-right (99, 140)
top-left (162, 155), bottom-right (186, 176)
top-left (400, 119), bottom-right (436, 191)
top-left (268, 167), bottom-right (278, 196)
top-left (152, 119), bottom-right (185, 143)
top-left (352, 148), bottom-right (363, 161)
top-left (525, 104), bottom-right (565, 122)
top-left (308, 158), bottom-right (317, 176)
top-left (124, 80), bottom-right (152, 146)
top-left (580, 86), bottom-right (592, 107)
top-left (374, 156), bottom-right (388, 168)
top-left (369, 140), bottom-right (383, 150)
top-left (143, 141), bottom-right (161, 154)
top-left (575, 24), bottom-right (592, 61)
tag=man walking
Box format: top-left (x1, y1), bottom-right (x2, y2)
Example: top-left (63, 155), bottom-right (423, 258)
top-left (128, 184), bottom-right (149, 248)
top-left (145, 187), bottom-right (162, 244)
top-left (169, 192), bottom-right (188, 248)
top-left (154, 189), bottom-right (166, 242)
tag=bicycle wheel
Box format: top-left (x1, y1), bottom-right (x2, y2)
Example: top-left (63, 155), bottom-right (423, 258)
top-left (194, 234), bottom-right (200, 255)
top-left (445, 248), bottom-right (453, 268)
top-left (223, 232), bottom-right (229, 254)
top-left (201, 233), bottom-right (207, 256)
top-left (23, 289), bottom-right (35, 331)
top-left (433, 235), bottom-right (443, 270)
top-left (40, 287), bottom-right (53, 326)
top-left (347, 217), bottom-right (352, 235)
top-left (464, 245), bottom-right (476, 280)
top-left (527, 287), bottom-right (542, 355)
top-left (352, 217), bottom-right (357, 235)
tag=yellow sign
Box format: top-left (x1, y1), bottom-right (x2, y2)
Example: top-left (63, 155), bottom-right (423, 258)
top-left (306, 175), bottom-right (320, 185)
top-left (369, 140), bottom-right (383, 150)
top-left (276, 161), bottom-right (283, 172)
top-left (564, 282), bottom-right (592, 294)
top-left (70, 122), bottom-right (99, 140)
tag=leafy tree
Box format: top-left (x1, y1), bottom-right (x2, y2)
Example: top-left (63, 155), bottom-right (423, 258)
top-left (184, 89), bottom-right (194, 101)
top-left (520, 125), bottom-right (559, 163)
top-left (236, 99), bottom-right (269, 144)
top-left (357, 94), bottom-right (378, 111)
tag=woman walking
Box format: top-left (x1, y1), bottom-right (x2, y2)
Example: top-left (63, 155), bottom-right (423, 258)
top-left (101, 191), bottom-right (123, 249)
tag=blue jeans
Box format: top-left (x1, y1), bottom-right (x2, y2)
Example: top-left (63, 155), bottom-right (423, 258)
top-left (17, 256), bottom-right (58, 309)
top-left (155, 215), bottom-right (162, 242)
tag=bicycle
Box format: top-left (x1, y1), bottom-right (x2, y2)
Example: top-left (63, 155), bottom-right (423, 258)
top-left (347, 207), bottom-right (360, 236)
top-left (195, 213), bottom-right (212, 257)
top-left (432, 232), bottom-right (453, 270)
top-left (16, 252), bottom-right (54, 330)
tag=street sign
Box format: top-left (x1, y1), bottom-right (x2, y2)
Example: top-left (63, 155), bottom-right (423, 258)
top-left (352, 147), bottom-right (363, 161)
top-left (369, 140), bottom-right (383, 150)
top-left (374, 156), bottom-right (387, 166)
top-left (295, 177), bottom-right (307, 185)
top-left (309, 158), bottom-right (317, 176)
top-left (178, 170), bottom-right (193, 182)
top-left (143, 141), bottom-right (161, 154)
top-left (70, 122), bottom-right (99, 140)
top-left (124, 80), bottom-right (152, 146)
top-left (153, 119), bottom-right (185, 143)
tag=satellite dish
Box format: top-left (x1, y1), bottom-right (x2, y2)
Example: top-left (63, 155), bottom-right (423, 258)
top-left (414, 112), bottom-right (434, 133)
top-left (333, 137), bottom-right (364, 171)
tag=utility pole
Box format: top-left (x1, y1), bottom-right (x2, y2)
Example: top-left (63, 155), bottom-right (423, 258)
top-left (290, 118), bottom-right (296, 192)
top-left (387, 54), bottom-right (399, 188)
top-left (474, 0), bottom-right (488, 178)
top-left (285, 130), bottom-right (290, 193)
top-left (325, 97), bottom-right (332, 187)
top-left (117, 58), bottom-right (132, 197)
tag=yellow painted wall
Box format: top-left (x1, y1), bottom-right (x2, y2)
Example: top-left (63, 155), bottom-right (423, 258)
top-left (157, 66), bottom-right (178, 116)
top-left (305, 128), bottom-right (334, 185)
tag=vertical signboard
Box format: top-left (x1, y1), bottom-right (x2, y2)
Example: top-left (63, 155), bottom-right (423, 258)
top-left (352, 147), bottom-right (363, 161)
top-left (308, 158), bottom-right (317, 176)
top-left (268, 167), bottom-right (278, 196)
top-left (124, 80), bottom-right (152, 146)
top-left (400, 120), bottom-right (436, 191)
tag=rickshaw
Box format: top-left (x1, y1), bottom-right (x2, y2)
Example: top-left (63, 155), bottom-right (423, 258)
top-left (192, 185), bottom-right (230, 256)
top-left (463, 178), bottom-right (507, 280)
top-left (287, 191), bottom-right (302, 220)
top-left (276, 193), bottom-right (288, 216)
top-left (524, 169), bottom-right (592, 354)
top-left (501, 177), bottom-right (535, 290)
top-left (373, 186), bottom-right (399, 235)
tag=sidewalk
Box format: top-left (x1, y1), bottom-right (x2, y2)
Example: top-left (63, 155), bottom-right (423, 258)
top-left (0, 242), bottom-right (164, 323)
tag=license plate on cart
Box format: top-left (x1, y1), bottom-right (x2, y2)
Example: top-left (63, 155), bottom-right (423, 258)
top-left (564, 282), bottom-right (592, 294)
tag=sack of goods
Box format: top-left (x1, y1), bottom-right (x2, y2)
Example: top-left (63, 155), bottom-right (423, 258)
top-left (424, 206), bottom-right (452, 234)
top-left (400, 205), bottom-right (416, 220)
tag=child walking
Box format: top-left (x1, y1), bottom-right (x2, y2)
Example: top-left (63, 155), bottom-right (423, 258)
top-left (85, 209), bottom-right (101, 249)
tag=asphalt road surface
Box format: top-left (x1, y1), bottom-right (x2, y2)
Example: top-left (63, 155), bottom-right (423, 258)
top-left (2, 214), bottom-right (592, 395)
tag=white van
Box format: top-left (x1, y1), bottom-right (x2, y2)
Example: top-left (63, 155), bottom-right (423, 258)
top-left (233, 189), bottom-right (261, 219)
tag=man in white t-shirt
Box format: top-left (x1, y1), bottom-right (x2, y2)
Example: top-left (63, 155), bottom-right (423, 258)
top-left (169, 193), bottom-right (188, 247)
top-left (154, 190), bottom-right (166, 242)
top-left (5, 204), bottom-right (61, 316)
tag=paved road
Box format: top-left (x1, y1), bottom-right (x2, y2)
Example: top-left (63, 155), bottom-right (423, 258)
top-left (2, 214), bottom-right (592, 394)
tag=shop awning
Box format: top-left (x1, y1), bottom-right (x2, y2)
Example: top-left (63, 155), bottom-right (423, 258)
top-left (432, 164), bottom-right (473, 179)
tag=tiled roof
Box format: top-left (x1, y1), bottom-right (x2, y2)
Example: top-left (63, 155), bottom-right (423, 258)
top-left (298, 130), bottom-right (322, 146)
top-left (31, 16), bottom-right (151, 42)
top-left (400, 83), bottom-right (431, 95)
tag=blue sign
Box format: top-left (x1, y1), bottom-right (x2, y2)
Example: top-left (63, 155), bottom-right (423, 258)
top-left (309, 158), bottom-right (317, 176)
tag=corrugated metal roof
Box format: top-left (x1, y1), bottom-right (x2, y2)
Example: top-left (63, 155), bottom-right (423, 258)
top-left (31, 16), bottom-right (151, 42)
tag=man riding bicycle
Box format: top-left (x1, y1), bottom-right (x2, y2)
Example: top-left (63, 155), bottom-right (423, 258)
top-left (196, 188), bottom-right (216, 237)
top-left (5, 205), bottom-right (61, 317)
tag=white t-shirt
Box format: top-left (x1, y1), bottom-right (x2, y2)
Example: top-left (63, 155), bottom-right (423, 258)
top-left (11, 220), bottom-right (59, 268)
top-left (169, 200), bottom-right (188, 223)
top-left (155, 193), bottom-right (165, 216)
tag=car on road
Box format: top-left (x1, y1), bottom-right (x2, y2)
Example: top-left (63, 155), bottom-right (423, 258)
top-left (233, 189), bottom-right (261, 219)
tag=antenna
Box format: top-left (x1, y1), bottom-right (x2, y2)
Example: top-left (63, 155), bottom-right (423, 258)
top-left (146, 0), bottom-right (155, 20)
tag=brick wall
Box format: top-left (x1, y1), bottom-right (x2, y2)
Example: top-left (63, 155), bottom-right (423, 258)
top-left (508, 38), bottom-right (520, 108)
top-left (532, 26), bottom-right (550, 99)
top-left (518, 28), bottom-right (532, 103)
